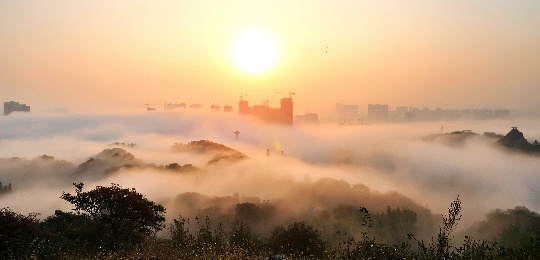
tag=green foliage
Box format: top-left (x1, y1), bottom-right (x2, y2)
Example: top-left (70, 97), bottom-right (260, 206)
top-left (416, 195), bottom-right (462, 259)
top-left (467, 206), bottom-right (540, 249)
top-left (331, 236), bottom-right (415, 260)
top-left (329, 205), bottom-right (373, 246)
top-left (38, 210), bottom-right (98, 257)
top-left (268, 221), bottom-right (326, 258)
top-left (453, 236), bottom-right (498, 259)
top-left (0, 207), bottom-right (43, 259)
top-left (5, 185), bottom-right (540, 259)
top-left (371, 206), bottom-right (418, 244)
top-left (170, 215), bottom-right (194, 247)
top-left (60, 182), bottom-right (166, 249)
top-left (235, 202), bottom-right (263, 224)
top-left (228, 221), bottom-right (262, 254)
top-left (0, 181), bottom-right (12, 195)
top-left (234, 201), bottom-right (277, 225)
top-left (169, 215), bottom-right (231, 257)
top-left (194, 216), bottom-right (227, 253)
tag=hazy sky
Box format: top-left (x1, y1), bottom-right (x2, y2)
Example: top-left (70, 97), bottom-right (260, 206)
top-left (2, 1), bottom-right (540, 115)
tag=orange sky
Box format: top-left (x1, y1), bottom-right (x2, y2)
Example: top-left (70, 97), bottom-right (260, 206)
top-left (1, 1), bottom-right (540, 115)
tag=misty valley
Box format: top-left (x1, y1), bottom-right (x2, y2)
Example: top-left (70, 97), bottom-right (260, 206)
top-left (4, 0), bottom-right (540, 258)
top-left (1, 112), bottom-right (539, 259)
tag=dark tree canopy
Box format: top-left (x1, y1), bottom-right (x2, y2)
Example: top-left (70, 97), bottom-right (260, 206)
top-left (268, 221), bottom-right (326, 258)
top-left (61, 183), bottom-right (166, 243)
top-left (0, 208), bottom-right (43, 258)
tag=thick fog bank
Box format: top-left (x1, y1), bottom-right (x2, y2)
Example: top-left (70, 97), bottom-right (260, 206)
top-left (1, 111), bottom-right (539, 231)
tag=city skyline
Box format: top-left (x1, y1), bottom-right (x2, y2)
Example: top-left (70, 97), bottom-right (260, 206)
top-left (2, 2), bottom-right (540, 256)
top-left (2, 1), bottom-right (540, 115)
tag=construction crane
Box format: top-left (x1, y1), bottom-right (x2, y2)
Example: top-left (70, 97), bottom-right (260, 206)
top-left (240, 94), bottom-right (248, 101)
top-left (276, 90), bottom-right (296, 98)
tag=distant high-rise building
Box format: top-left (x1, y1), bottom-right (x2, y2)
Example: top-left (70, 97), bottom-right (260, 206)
top-left (223, 105), bottom-right (233, 112)
top-left (280, 98), bottom-right (293, 125)
top-left (396, 106), bottom-right (408, 115)
top-left (239, 99), bottom-right (251, 115)
top-left (409, 107), bottom-right (420, 114)
top-left (189, 104), bottom-right (203, 109)
top-left (473, 109), bottom-right (493, 119)
top-left (494, 109), bottom-right (510, 118)
top-left (336, 103), bottom-right (358, 118)
top-left (4, 101), bottom-right (30, 116)
top-left (210, 104), bottom-right (220, 111)
top-left (238, 97), bottom-right (293, 125)
top-left (367, 104), bottom-right (388, 119)
top-left (165, 103), bottom-right (186, 109)
top-left (404, 111), bottom-right (416, 120)
top-left (295, 111), bottom-right (318, 124)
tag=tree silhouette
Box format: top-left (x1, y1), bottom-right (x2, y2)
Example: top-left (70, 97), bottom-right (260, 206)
top-left (61, 182), bottom-right (166, 247)
top-left (0, 208), bottom-right (43, 258)
top-left (268, 221), bottom-right (326, 257)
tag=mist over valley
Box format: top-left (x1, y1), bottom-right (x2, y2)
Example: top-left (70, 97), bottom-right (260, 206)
top-left (1, 111), bottom-right (539, 249)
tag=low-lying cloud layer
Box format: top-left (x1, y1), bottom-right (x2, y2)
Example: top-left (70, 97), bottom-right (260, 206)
top-left (1, 111), bottom-right (539, 236)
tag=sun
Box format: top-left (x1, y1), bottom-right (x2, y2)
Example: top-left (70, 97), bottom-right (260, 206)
top-left (233, 32), bottom-right (277, 74)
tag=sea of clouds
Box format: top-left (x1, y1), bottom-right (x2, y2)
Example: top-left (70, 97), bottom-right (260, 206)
top-left (1, 110), bottom-right (539, 231)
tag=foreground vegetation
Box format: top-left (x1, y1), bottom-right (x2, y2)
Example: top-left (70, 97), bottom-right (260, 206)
top-left (1, 183), bottom-right (538, 259)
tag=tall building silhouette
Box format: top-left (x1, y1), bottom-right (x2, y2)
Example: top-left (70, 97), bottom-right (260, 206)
top-left (367, 104), bottom-right (388, 119)
top-left (280, 98), bottom-right (293, 124)
top-left (239, 97), bottom-right (293, 125)
top-left (4, 101), bottom-right (30, 116)
top-left (239, 99), bottom-right (251, 115)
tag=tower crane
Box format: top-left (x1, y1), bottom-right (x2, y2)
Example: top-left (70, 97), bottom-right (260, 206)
top-left (275, 90), bottom-right (296, 98)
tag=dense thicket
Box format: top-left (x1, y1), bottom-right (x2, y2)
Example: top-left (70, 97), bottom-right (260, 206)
top-left (1, 187), bottom-right (539, 259)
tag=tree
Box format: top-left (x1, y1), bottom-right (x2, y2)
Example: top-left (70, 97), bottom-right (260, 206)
top-left (268, 221), bottom-right (326, 258)
top-left (371, 207), bottom-right (417, 244)
top-left (0, 207), bottom-right (43, 258)
top-left (235, 202), bottom-right (262, 224)
top-left (229, 221), bottom-right (261, 253)
top-left (39, 210), bottom-right (98, 257)
top-left (60, 183), bottom-right (166, 247)
top-left (416, 195), bottom-right (461, 259)
top-left (465, 206), bottom-right (540, 249)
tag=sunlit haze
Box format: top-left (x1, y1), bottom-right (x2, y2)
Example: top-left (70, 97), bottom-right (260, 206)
top-left (2, 1), bottom-right (540, 114)
top-left (1, 1), bottom-right (540, 257)
top-left (233, 31), bottom-right (277, 74)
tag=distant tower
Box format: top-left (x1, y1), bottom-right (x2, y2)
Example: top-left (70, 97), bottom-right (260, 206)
top-left (234, 131), bottom-right (240, 141)
top-left (367, 104), bottom-right (389, 119)
top-left (4, 101), bottom-right (30, 116)
top-left (239, 95), bottom-right (250, 116)
top-left (280, 98), bottom-right (293, 124)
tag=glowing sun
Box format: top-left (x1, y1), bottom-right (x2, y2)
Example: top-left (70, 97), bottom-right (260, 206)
top-left (233, 32), bottom-right (277, 73)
